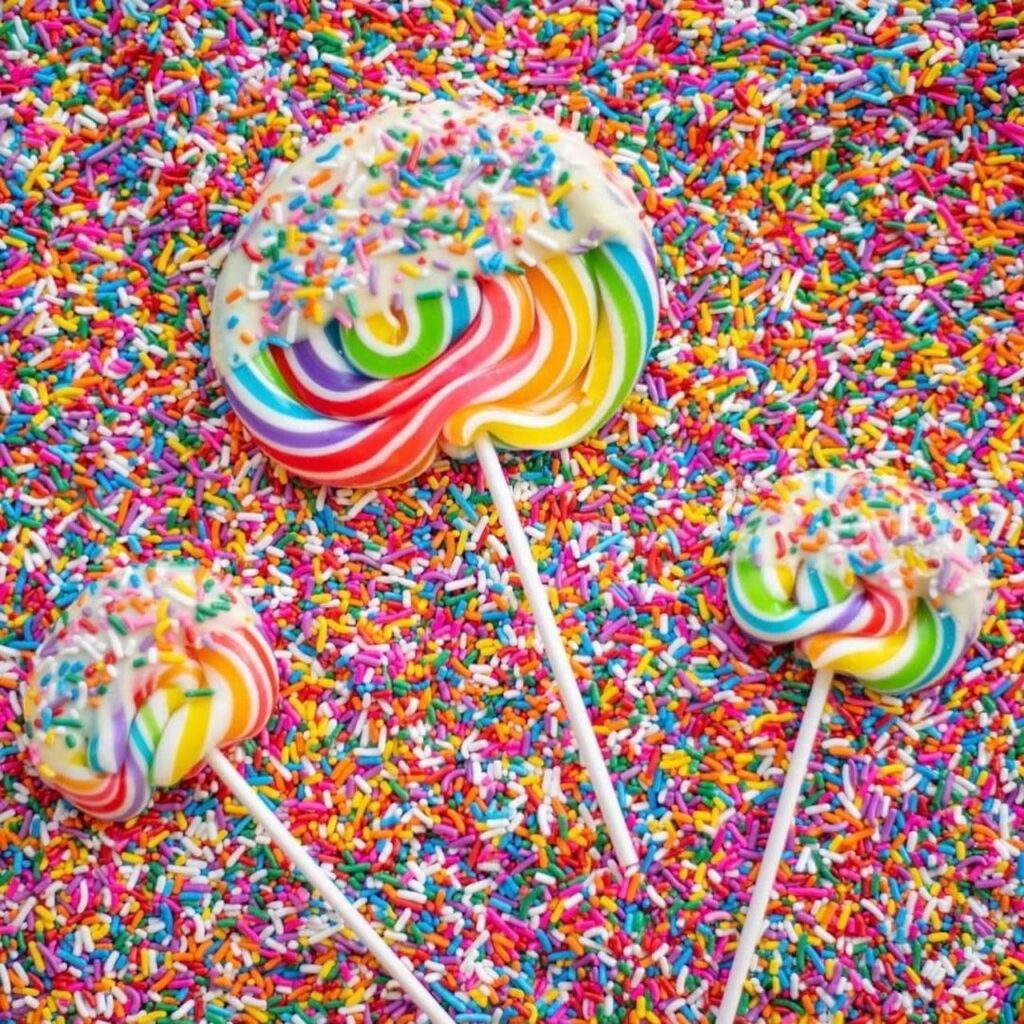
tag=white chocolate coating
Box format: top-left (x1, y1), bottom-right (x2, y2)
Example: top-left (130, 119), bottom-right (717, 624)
top-left (211, 100), bottom-right (649, 373)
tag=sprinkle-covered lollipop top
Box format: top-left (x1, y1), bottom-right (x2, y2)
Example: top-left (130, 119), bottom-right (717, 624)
top-left (727, 470), bottom-right (989, 693)
top-left (210, 100), bottom-right (659, 488)
top-left (23, 564), bottom-right (278, 820)
top-left (212, 99), bottom-right (651, 373)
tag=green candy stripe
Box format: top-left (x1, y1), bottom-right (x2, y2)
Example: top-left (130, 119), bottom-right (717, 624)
top-left (257, 348), bottom-right (298, 396)
top-left (338, 295), bottom-right (447, 379)
top-left (585, 245), bottom-right (646, 421)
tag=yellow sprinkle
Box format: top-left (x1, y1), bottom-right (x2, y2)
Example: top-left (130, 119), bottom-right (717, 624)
top-left (837, 903), bottom-right (852, 931)
top-left (52, 386), bottom-right (86, 400)
top-left (33, 904), bottom-right (56, 928)
top-left (399, 261), bottom-right (421, 278)
top-left (46, 135), bottom-right (64, 164)
top-left (155, 238), bottom-right (175, 275)
top-left (548, 180), bottom-right (574, 205)
top-left (23, 162), bottom-right (44, 192)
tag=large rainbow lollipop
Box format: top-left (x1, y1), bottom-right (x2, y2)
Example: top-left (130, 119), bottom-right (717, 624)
top-left (23, 563), bottom-right (457, 1024)
top-left (210, 99), bottom-right (660, 870)
top-left (716, 469), bottom-right (989, 1023)
top-left (210, 100), bottom-right (658, 488)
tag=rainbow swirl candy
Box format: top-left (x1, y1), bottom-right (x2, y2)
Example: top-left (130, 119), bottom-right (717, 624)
top-left (23, 564), bottom-right (278, 820)
top-left (210, 101), bottom-right (658, 487)
top-left (727, 470), bottom-right (989, 694)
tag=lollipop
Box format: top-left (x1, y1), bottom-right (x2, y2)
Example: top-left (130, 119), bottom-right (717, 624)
top-left (23, 563), bottom-right (457, 1024)
top-left (716, 469), bottom-right (989, 1023)
top-left (210, 99), bottom-right (659, 870)
top-left (209, 101), bottom-right (657, 489)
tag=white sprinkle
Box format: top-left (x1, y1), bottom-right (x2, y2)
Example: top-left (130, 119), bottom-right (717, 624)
top-left (11, 897), bottom-right (36, 930)
top-left (780, 269), bottom-right (803, 311)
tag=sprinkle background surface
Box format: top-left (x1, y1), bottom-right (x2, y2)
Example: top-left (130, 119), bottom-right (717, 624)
top-left (1, 2), bottom-right (1023, 1023)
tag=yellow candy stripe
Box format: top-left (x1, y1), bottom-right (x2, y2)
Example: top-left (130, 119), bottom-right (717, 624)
top-left (443, 255), bottom-right (594, 445)
top-left (194, 645), bottom-right (255, 740)
top-left (802, 629), bottom-right (907, 675)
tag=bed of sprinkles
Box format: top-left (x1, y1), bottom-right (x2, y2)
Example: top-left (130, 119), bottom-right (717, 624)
top-left (1, 2), bottom-right (1022, 1023)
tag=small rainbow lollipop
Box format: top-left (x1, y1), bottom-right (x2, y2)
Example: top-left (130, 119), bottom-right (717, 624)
top-left (23, 563), bottom-right (457, 1024)
top-left (716, 469), bottom-right (989, 1023)
top-left (210, 99), bottom-right (660, 871)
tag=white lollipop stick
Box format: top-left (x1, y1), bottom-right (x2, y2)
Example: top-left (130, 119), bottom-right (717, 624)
top-left (475, 436), bottom-right (639, 872)
top-left (206, 750), bottom-right (456, 1024)
top-left (716, 668), bottom-right (833, 1024)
